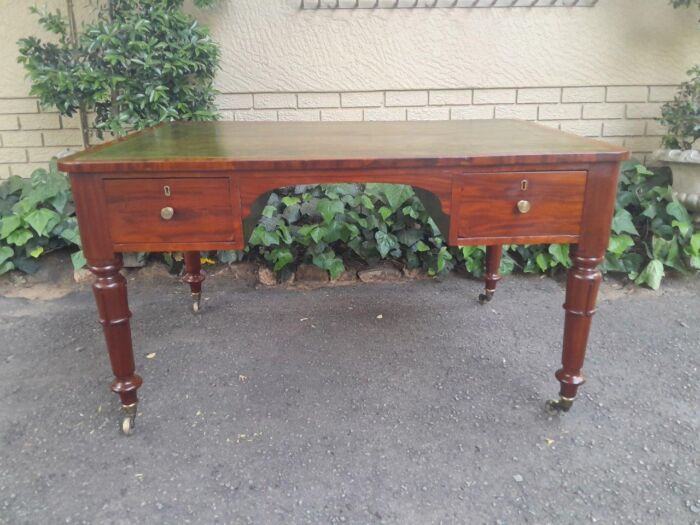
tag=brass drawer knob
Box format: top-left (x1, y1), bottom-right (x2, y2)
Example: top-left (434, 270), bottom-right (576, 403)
top-left (517, 200), bottom-right (531, 214)
top-left (160, 206), bottom-right (175, 220)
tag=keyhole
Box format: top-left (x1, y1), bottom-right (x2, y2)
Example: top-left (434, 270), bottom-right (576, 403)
top-left (520, 180), bottom-right (528, 191)
top-left (163, 185), bottom-right (171, 197)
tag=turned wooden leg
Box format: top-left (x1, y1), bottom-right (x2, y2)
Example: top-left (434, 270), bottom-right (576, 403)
top-left (89, 255), bottom-right (143, 435)
top-left (546, 247), bottom-right (602, 413)
top-left (183, 251), bottom-right (205, 313)
top-left (478, 245), bottom-right (503, 304)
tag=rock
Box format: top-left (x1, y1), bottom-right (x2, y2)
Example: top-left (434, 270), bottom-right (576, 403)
top-left (513, 474), bottom-right (523, 483)
top-left (138, 261), bottom-right (172, 280)
top-left (296, 264), bottom-right (329, 282)
top-left (402, 266), bottom-right (426, 280)
top-left (278, 267), bottom-right (295, 285)
top-left (73, 268), bottom-right (93, 284)
top-left (335, 270), bottom-right (358, 282)
top-left (257, 266), bottom-right (277, 286)
top-left (228, 262), bottom-right (258, 285)
top-left (9, 272), bottom-right (27, 286)
top-left (357, 263), bottom-right (403, 283)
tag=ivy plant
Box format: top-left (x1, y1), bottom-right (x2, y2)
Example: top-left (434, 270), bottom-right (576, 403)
top-left (602, 162), bottom-right (700, 289)
top-left (0, 162), bottom-right (83, 275)
top-left (2, 163), bottom-right (697, 291)
top-left (240, 183), bottom-right (451, 280)
top-left (17, 0), bottom-right (221, 143)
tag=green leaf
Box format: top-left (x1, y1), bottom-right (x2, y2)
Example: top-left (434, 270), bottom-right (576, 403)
top-left (414, 240), bottom-right (430, 252)
top-left (365, 183), bottom-right (414, 211)
top-left (548, 244), bottom-right (571, 267)
top-left (0, 215), bottom-right (21, 239)
top-left (24, 208), bottom-right (61, 236)
top-left (6, 228), bottom-right (33, 247)
top-left (666, 198), bottom-right (691, 225)
top-left (262, 205), bottom-right (277, 218)
top-left (0, 246), bottom-right (13, 265)
top-left (312, 251), bottom-right (344, 280)
top-left (249, 226), bottom-right (279, 247)
top-left (378, 206), bottom-right (392, 221)
top-left (0, 261), bottom-right (15, 274)
top-left (375, 230), bottom-right (399, 258)
top-left (607, 234), bottom-right (635, 256)
top-left (71, 249), bottom-right (87, 271)
top-left (271, 247), bottom-right (294, 271)
top-left (634, 259), bottom-right (664, 290)
top-left (611, 208), bottom-right (639, 236)
top-left (29, 246), bottom-right (44, 258)
top-left (535, 253), bottom-right (549, 272)
top-left (281, 196), bottom-right (301, 207)
top-left (691, 233), bottom-right (700, 255)
top-left (360, 195), bottom-right (374, 210)
top-left (317, 199), bottom-right (345, 224)
top-left (59, 227), bottom-right (81, 247)
top-left (396, 228), bottom-right (424, 247)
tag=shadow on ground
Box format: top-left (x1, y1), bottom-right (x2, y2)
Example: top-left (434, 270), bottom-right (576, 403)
top-left (1, 270), bottom-right (698, 524)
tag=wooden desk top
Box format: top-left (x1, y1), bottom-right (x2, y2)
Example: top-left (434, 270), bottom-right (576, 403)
top-left (59, 120), bottom-right (628, 173)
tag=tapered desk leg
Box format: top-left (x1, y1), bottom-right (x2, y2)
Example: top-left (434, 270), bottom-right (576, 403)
top-left (183, 251), bottom-right (205, 313)
top-left (478, 245), bottom-right (503, 304)
top-left (89, 255), bottom-right (143, 435)
top-left (547, 247), bottom-right (603, 413)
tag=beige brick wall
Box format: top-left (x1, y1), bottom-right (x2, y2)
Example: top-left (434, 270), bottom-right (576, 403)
top-left (0, 98), bottom-right (83, 178)
top-left (0, 84), bottom-right (676, 179)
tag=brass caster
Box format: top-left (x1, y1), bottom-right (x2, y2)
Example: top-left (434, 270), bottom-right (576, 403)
top-left (478, 290), bottom-right (494, 305)
top-left (545, 396), bottom-right (575, 415)
top-left (191, 292), bottom-right (202, 314)
top-left (120, 402), bottom-right (137, 436)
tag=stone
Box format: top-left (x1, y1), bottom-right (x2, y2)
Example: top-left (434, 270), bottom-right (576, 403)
top-left (402, 266), bottom-right (427, 280)
top-left (357, 263), bottom-right (403, 283)
top-left (227, 262), bottom-right (259, 285)
top-left (295, 264), bottom-right (329, 282)
top-left (278, 267), bottom-right (295, 285)
top-left (73, 268), bottom-right (93, 284)
top-left (257, 266), bottom-right (277, 286)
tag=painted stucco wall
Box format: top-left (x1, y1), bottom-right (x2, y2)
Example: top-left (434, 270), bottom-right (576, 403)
top-left (0, 0), bottom-right (698, 177)
top-left (197, 0), bottom-right (699, 93)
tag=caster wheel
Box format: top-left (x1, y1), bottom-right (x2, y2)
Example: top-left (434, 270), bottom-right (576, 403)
top-left (191, 292), bottom-right (202, 314)
top-left (478, 291), bottom-right (493, 305)
top-left (121, 415), bottom-right (135, 435)
top-left (120, 403), bottom-right (137, 436)
top-left (545, 396), bottom-right (574, 415)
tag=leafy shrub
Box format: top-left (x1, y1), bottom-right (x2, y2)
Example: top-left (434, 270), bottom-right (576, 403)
top-left (660, 66), bottom-right (700, 150)
top-left (0, 162), bottom-right (83, 275)
top-left (17, 0), bottom-right (221, 142)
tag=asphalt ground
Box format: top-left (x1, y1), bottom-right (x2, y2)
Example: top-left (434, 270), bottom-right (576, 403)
top-left (1, 269), bottom-right (698, 524)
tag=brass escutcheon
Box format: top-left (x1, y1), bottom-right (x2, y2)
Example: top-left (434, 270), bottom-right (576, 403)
top-left (517, 200), bottom-right (531, 214)
top-left (521, 179), bottom-right (528, 191)
top-left (160, 206), bottom-right (174, 220)
top-left (163, 185), bottom-right (171, 196)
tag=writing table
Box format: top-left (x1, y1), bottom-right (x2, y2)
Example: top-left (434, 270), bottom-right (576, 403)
top-left (58, 120), bottom-right (629, 435)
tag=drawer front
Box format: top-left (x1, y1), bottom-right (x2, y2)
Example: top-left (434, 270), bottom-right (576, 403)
top-left (455, 171), bottom-right (587, 242)
top-left (104, 178), bottom-right (235, 244)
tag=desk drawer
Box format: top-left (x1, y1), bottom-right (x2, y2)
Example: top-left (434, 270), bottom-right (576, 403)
top-left (454, 171), bottom-right (587, 243)
top-left (104, 178), bottom-right (235, 244)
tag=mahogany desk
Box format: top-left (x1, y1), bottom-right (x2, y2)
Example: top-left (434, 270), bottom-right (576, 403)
top-left (58, 120), bottom-right (629, 435)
